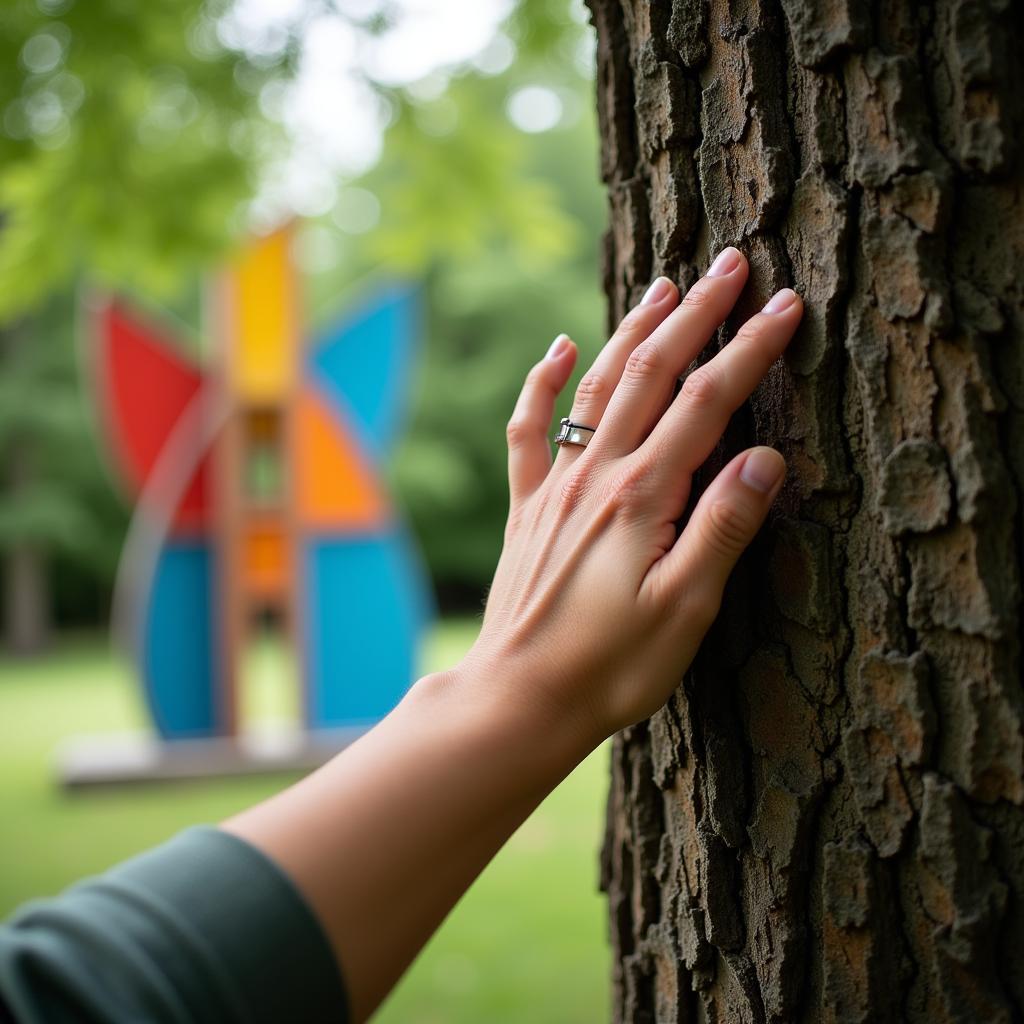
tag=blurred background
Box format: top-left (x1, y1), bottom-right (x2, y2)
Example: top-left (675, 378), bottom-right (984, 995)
top-left (0, 0), bottom-right (609, 1020)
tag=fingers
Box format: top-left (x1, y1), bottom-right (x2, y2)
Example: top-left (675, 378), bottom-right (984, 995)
top-left (641, 288), bottom-right (803, 490)
top-left (646, 446), bottom-right (786, 619)
top-left (507, 334), bottom-right (578, 504)
top-left (592, 247), bottom-right (749, 458)
top-left (554, 275), bottom-right (680, 463)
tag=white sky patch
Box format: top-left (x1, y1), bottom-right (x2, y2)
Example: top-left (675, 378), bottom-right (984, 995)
top-left (332, 187), bottom-right (381, 235)
top-left (358, 0), bottom-right (516, 85)
top-left (219, 0), bottom-right (514, 222)
top-left (471, 31), bottom-right (515, 76)
top-left (506, 85), bottom-right (563, 133)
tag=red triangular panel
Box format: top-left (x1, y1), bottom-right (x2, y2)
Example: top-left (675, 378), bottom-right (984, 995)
top-left (94, 298), bottom-right (211, 531)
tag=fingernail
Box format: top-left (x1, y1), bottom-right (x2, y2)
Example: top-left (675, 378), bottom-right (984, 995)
top-left (762, 287), bottom-right (798, 314)
top-left (707, 246), bottom-right (741, 278)
top-left (641, 276), bottom-right (672, 305)
top-left (740, 447), bottom-right (786, 493)
top-left (547, 333), bottom-right (571, 359)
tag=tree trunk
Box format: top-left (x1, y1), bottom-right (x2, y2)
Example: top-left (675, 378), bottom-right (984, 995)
top-left (4, 440), bottom-right (51, 656)
top-left (4, 542), bottom-right (50, 655)
top-left (585, 1), bottom-right (1024, 1020)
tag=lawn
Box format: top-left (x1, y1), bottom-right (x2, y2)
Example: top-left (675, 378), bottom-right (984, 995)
top-left (0, 619), bottom-right (610, 1023)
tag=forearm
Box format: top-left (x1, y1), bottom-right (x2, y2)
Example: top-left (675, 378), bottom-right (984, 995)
top-left (222, 663), bottom-right (598, 1022)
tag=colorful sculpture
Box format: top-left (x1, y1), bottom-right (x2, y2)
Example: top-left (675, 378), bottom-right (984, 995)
top-left (88, 224), bottom-right (432, 742)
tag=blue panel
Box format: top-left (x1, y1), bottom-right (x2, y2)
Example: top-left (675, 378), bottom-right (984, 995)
top-left (304, 529), bottom-right (433, 728)
top-left (308, 285), bottom-right (419, 463)
top-left (143, 542), bottom-right (219, 739)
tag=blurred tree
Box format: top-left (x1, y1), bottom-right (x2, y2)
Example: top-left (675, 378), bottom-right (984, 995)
top-left (0, 0), bottom-right (279, 313)
top-left (0, 0), bottom-right (277, 651)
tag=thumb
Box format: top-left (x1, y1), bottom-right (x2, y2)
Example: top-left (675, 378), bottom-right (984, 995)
top-left (658, 446), bottom-right (786, 617)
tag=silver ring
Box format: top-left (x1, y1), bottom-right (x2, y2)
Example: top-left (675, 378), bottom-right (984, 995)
top-left (554, 417), bottom-right (596, 448)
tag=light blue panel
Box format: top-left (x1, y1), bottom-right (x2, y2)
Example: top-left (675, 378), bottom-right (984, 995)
top-left (143, 542), bottom-right (219, 739)
top-left (308, 285), bottom-right (419, 463)
top-left (304, 530), bottom-right (433, 728)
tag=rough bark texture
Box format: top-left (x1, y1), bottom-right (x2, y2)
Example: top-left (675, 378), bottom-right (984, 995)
top-left (586, 1), bottom-right (1024, 1020)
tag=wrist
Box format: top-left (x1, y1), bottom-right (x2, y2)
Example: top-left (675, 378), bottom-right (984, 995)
top-left (404, 655), bottom-right (605, 777)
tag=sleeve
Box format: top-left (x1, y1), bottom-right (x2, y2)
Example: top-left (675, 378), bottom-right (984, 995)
top-left (0, 827), bottom-right (349, 1024)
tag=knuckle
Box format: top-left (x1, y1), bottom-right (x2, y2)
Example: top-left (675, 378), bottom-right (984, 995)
top-left (557, 467), bottom-right (591, 515)
top-left (652, 572), bottom-right (718, 629)
top-left (575, 370), bottom-right (607, 403)
top-left (681, 282), bottom-right (715, 310)
top-left (733, 317), bottom-right (765, 345)
top-left (524, 364), bottom-right (547, 388)
top-left (614, 305), bottom-right (650, 340)
top-left (604, 463), bottom-right (648, 511)
top-left (683, 583), bottom-right (723, 631)
top-left (625, 342), bottom-right (664, 381)
top-left (680, 366), bottom-right (720, 409)
top-left (701, 498), bottom-right (754, 558)
top-left (505, 417), bottom-right (533, 449)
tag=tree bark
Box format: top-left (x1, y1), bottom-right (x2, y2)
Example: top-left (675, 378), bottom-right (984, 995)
top-left (585, 1), bottom-right (1024, 1020)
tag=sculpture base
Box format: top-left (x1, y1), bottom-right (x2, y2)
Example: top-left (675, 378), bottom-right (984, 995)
top-left (56, 727), bottom-right (366, 790)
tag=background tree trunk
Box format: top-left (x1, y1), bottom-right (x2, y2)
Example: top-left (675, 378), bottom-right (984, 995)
top-left (585, 1), bottom-right (1024, 1020)
top-left (0, 320), bottom-right (51, 657)
top-left (4, 541), bottom-right (49, 655)
top-left (3, 440), bottom-right (51, 655)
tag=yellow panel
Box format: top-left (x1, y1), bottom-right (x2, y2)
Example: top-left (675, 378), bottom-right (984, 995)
top-left (225, 226), bottom-right (298, 402)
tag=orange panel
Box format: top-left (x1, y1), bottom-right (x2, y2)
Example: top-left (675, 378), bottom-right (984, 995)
top-left (243, 521), bottom-right (289, 599)
top-left (295, 387), bottom-right (389, 531)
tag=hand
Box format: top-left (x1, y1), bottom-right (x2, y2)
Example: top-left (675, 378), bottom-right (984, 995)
top-left (461, 247), bottom-right (803, 746)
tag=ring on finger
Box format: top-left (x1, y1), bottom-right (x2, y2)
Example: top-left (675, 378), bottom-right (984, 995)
top-left (554, 417), bottom-right (597, 448)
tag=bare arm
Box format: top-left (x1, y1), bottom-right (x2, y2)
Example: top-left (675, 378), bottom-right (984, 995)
top-left (224, 247), bottom-right (804, 1021)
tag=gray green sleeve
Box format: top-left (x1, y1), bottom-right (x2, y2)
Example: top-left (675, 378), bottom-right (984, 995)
top-left (0, 827), bottom-right (348, 1024)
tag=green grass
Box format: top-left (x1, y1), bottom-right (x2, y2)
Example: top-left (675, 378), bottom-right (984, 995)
top-left (0, 620), bottom-right (610, 1023)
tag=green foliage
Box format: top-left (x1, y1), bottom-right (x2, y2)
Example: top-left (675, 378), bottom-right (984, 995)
top-left (364, 74), bottom-right (579, 273)
top-left (0, 0), bottom-right (277, 318)
top-left (0, 294), bottom-right (127, 574)
top-left (506, 0), bottom-right (594, 66)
